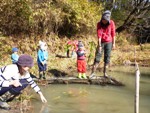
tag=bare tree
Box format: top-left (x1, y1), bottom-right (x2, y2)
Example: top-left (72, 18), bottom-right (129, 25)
top-left (135, 17), bottom-right (150, 44)
top-left (116, 0), bottom-right (150, 33)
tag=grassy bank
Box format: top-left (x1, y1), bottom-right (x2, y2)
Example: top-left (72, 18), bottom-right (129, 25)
top-left (0, 34), bottom-right (150, 78)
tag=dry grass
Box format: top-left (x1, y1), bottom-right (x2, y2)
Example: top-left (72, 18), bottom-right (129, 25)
top-left (0, 34), bottom-right (150, 77)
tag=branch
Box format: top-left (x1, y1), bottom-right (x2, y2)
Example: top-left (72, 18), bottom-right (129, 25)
top-left (144, 0), bottom-right (149, 6)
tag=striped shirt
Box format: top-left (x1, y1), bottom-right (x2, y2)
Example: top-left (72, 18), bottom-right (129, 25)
top-left (0, 64), bottom-right (40, 93)
top-left (76, 49), bottom-right (86, 60)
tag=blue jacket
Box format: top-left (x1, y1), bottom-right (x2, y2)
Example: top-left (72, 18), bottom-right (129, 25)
top-left (11, 53), bottom-right (19, 63)
top-left (37, 49), bottom-right (48, 64)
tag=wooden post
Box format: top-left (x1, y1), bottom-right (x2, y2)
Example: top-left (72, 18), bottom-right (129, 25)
top-left (134, 47), bottom-right (140, 113)
top-left (135, 62), bottom-right (140, 113)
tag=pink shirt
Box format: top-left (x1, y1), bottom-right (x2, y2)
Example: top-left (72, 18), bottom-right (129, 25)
top-left (67, 40), bottom-right (78, 51)
top-left (97, 20), bottom-right (116, 43)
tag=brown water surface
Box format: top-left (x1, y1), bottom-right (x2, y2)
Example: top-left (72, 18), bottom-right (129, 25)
top-left (31, 66), bottom-right (150, 113)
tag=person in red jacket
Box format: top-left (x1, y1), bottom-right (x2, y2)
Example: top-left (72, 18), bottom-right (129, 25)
top-left (66, 40), bottom-right (78, 58)
top-left (90, 10), bottom-right (116, 78)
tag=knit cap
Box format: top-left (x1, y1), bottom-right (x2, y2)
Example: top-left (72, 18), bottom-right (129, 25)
top-left (102, 10), bottom-right (111, 22)
top-left (78, 41), bottom-right (84, 49)
top-left (12, 47), bottom-right (18, 52)
top-left (17, 54), bottom-right (34, 67)
top-left (39, 40), bottom-right (47, 50)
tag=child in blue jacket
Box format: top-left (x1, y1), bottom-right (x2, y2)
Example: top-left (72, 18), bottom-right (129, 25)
top-left (11, 47), bottom-right (19, 64)
top-left (37, 41), bottom-right (48, 79)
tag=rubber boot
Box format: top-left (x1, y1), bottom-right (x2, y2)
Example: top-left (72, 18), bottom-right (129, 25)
top-left (0, 91), bottom-right (14, 110)
top-left (103, 63), bottom-right (108, 78)
top-left (82, 73), bottom-right (87, 79)
top-left (90, 62), bottom-right (99, 78)
top-left (39, 72), bottom-right (43, 80)
top-left (0, 91), bottom-right (18, 102)
top-left (43, 71), bottom-right (46, 80)
top-left (78, 73), bottom-right (82, 79)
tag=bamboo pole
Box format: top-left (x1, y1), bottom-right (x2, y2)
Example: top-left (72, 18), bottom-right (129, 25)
top-left (134, 48), bottom-right (140, 113)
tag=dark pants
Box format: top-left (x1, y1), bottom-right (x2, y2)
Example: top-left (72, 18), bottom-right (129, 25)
top-left (38, 62), bottom-right (47, 72)
top-left (0, 79), bottom-right (28, 96)
top-left (94, 42), bottom-right (112, 64)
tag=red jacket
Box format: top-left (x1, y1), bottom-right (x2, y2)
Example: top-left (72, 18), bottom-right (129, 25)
top-left (97, 20), bottom-right (116, 43)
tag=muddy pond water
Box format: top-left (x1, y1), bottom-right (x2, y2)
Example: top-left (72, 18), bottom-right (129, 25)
top-left (31, 66), bottom-right (150, 113)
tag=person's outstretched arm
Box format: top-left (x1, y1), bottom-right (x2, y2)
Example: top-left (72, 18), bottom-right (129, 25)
top-left (26, 73), bottom-right (47, 103)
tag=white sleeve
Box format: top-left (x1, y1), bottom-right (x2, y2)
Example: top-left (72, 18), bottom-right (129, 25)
top-left (0, 65), bottom-right (16, 87)
top-left (0, 78), bottom-right (10, 87)
top-left (25, 73), bottom-right (41, 93)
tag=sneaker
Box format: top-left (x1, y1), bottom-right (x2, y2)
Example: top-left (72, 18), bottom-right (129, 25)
top-left (39, 74), bottom-right (42, 79)
top-left (0, 101), bottom-right (11, 110)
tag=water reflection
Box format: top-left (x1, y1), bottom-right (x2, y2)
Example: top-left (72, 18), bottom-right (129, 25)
top-left (39, 104), bottom-right (51, 113)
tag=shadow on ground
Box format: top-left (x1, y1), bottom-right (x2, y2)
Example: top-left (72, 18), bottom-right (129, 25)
top-left (48, 69), bottom-right (68, 77)
top-left (55, 54), bottom-right (69, 58)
